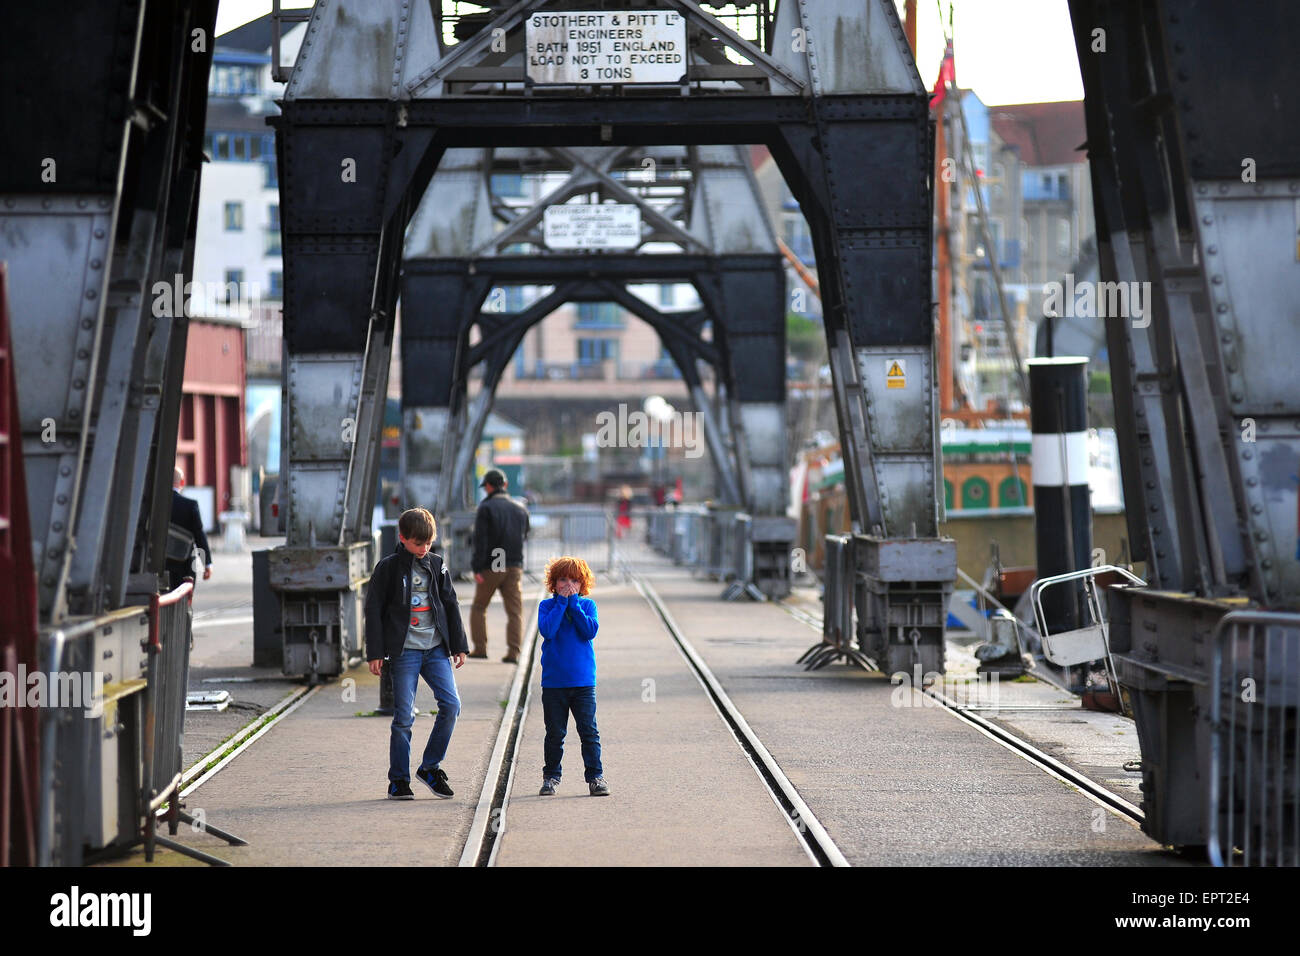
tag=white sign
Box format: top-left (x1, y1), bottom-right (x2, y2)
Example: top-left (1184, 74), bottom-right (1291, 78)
top-left (544, 204), bottom-right (642, 250)
top-left (525, 10), bottom-right (687, 85)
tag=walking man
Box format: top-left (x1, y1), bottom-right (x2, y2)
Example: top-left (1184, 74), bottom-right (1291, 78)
top-left (470, 469), bottom-right (529, 663)
top-left (167, 466), bottom-right (212, 591)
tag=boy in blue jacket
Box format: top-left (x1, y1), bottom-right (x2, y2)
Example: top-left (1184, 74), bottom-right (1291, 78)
top-left (537, 556), bottom-right (609, 796)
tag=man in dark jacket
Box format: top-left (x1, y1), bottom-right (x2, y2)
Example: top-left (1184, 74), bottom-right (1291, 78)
top-left (365, 507), bottom-right (468, 801)
top-left (168, 467), bottom-right (212, 590)
top-left (470, 469), bottom-right (530, 663)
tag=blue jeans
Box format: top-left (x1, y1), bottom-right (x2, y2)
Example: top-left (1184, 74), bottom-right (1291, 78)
top-left (389, 647), bottom-right (460, 782)
top-left (541, 685), bottom-right (602, 782)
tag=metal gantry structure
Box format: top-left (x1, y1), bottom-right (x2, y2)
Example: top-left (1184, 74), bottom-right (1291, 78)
top-left (266, 0), bottom-right (954, 681)
top-left (3, 0), bottom-right (1292, 868)
top-left (1066, 0), bottom-right (1300, 858)
top-left (0, 1), bottom-right (220, 864)
top-left (399, 143), bottom-right (794, 591)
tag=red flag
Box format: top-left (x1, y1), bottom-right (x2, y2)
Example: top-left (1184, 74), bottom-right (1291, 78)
top-left (930, 40), bottom-right (955, 111)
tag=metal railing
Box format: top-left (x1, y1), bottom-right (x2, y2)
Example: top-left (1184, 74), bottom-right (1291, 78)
top-left (141, 580), bottom-right (193, 862)
top-left (523, 505), bottom-right (617, 575)
top-left (1209, 610), bottom-right (1300, 867)
top-left (644, 505), bottom-right (763, 600)
top-left (1029, 565), bottom-right (1146, 715)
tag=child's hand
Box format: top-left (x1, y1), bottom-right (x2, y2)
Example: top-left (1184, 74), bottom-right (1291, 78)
top-left (368, 659), bottom-right (383, 676)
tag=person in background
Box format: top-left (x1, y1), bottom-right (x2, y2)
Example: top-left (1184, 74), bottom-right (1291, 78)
top-left (615, 485), bottom-right (632, 539)
top-left (470, 469), bottom-right (529, 663)
top-left (168, 466), bottom-right (212, 590)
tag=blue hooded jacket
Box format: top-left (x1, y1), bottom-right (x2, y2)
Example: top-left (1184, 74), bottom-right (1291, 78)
top-left (537, 592), bottom-right (599, 687)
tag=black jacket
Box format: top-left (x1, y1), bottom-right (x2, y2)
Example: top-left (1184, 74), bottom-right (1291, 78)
top-left (170, 491), bottom-right (212, 566)
top-left (364, 544), bottom-right (468, 661)
top-left (472, 490), bottom-right (530, 573)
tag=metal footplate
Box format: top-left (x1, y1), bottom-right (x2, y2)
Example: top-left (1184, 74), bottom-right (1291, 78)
top-left (267, 542), bottom-right (374, 682)
top-left (856, 535), bottom-right (957, 678)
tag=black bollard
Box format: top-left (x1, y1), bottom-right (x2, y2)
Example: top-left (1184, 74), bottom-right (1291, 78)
top-left (1027, 356), bottom-right (1092, 633)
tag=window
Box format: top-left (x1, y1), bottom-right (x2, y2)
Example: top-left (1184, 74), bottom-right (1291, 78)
top-left (575, 303), bottom-right (624, 328)
top-left (1056, 217), bottom-right (1071, 258)
top-left (577, 338), bottom-right (617, 363)
top-left (224, 202), bottom-right (243, 231)
top-left (659, 284), bottom-right (674, 308)
top-left (223, 269), bottom-right (244, 304)
top-left (1041, 173), bottom-right (1052, 192)
top-left (1058, 172), bottom-right (1069, 195)
top-left (215, 133), bottom-right (230, 160)
top-left (268, 271), bottom-right (283, 300)
top-left (265, 204), bottom-right (281, 255)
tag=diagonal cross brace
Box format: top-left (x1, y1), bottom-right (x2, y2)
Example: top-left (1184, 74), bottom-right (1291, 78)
top-left (407, 0), bottom-right (551, 95)
top-left (662, 0), bottom-right (806, 95)
top-left (468, 147), bottom-right (630, 256)
top-left (551, 146), bottom-right (709, 253)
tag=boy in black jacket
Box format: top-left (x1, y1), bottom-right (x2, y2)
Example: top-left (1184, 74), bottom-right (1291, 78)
top-left (365, 508), bottom-right (468, 800)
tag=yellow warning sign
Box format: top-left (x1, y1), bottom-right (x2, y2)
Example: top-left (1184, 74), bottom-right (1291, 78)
top-left (885, 359), bottom-right (906, 389)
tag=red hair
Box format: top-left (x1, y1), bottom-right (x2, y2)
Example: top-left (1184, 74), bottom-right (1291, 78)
top-left (544, 556), bottom-right (595, 596)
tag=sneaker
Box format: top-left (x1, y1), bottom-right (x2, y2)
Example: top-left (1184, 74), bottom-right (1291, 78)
top-left (588, 777), bottom-right (610, 796)
top-left (539, 777), bottom-right (560, 796)
top-left (467, 651), bottom-right (488, 660)
top-left (416, 766), bottom-right (454, 798)
top-left (388, 780), bottom-right (414, 800)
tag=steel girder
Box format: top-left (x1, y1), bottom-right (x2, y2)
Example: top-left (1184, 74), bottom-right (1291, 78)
top-left (0, 0), bottom-right (219, 864)
top-left (1067, 0), bottom-right (1300, 850)
top-left (0, 1), bottom-right (218, 620)
top-left (399, 251), bottom-right (770, 516)
top-left (273, 0), bottom-right (948, 654)
top-left (399, 141), bottom-right (782, 521)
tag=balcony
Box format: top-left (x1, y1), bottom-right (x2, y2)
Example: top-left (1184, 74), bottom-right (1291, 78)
top-left (515, 359), bottom-right (683, 381)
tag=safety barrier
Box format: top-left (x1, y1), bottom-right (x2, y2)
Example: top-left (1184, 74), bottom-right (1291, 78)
top-left (37, 606), bottom-right (149, 866)
top-left (140, 581), bottom-right (193, 862)
top-left (523, 505), bottom-right (616, 574)
top-left (1208, 610), bottom-right (1300, 867)
top-left (796, 534), bottom-right (868, 670)
top-left (643, 505), bottom-right (765, 600)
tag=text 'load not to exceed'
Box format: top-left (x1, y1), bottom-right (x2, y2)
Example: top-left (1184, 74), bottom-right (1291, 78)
top-left (526, 11), bottom-right (687, 85)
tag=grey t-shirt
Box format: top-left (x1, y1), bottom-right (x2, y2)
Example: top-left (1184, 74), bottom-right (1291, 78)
top-left (403, 564), bottom-right (443, 651)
